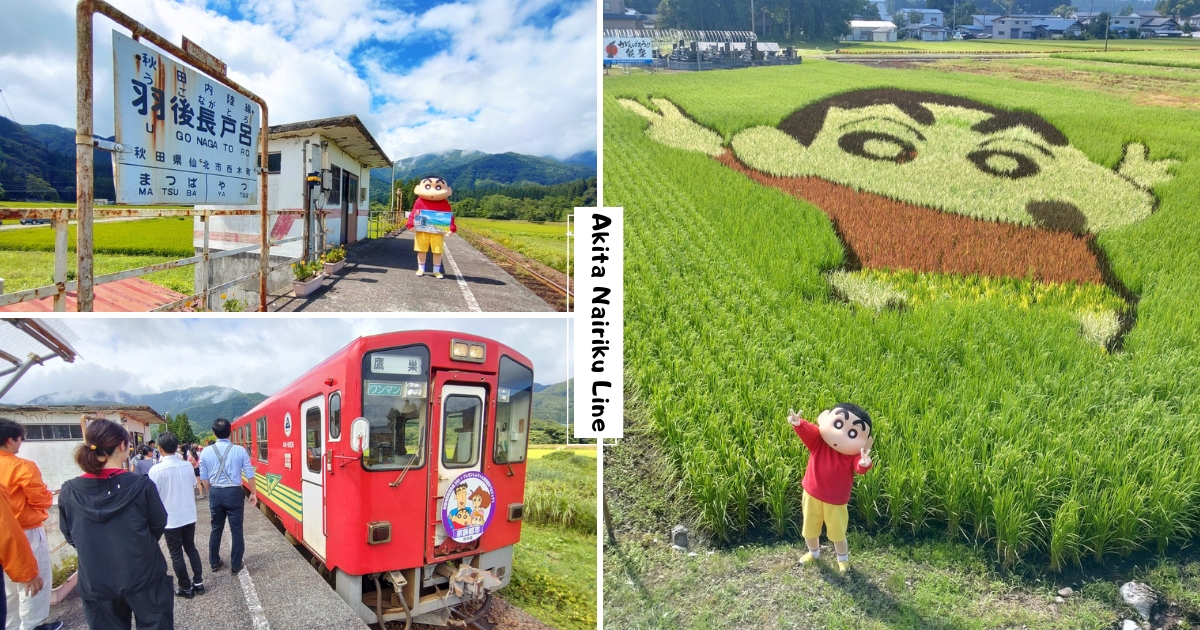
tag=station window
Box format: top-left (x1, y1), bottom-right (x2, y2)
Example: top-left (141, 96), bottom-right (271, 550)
top-left (306, 406), bottom-right (322, 473)
top-left (329, 393), bottom-right (341, 441)
top-left (361, 345), bottom-right (430, 470)
top-left (22, 424), bottom-right (83, 441)
top-left (494, 357), bottom-right (533, 464)
top-left (442, 395), bottom-right (482, 469)
top-left (266, 152), bottom-right (281, 174)
top-left (327, 165), bottom-right (342, 205)
top-left (256, 416), bottom-right (268, 462)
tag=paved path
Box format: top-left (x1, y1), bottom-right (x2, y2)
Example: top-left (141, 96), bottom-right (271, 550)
top-left (269, 231), bottom-right (554, 313)
top-left (50, 494), bottom-right (368, 630)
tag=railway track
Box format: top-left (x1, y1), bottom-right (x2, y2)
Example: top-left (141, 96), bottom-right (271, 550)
top-left (458, 229), bottom-right (573, 300)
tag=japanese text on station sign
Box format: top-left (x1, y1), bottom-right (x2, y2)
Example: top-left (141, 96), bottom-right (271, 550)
top-left (112, 31), bottom-right (259, 205)
top-left (603, 38), bottom-right (653, 64)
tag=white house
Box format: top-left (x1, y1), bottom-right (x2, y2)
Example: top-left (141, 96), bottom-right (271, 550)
top-left (192, 115), bottom-right (392, 307)
top-left (0, 404), bottom-right (166, 491)
top-left (0, 405), bottom-right (166, 570)
top-left (847, 20), bottom-right (899, 41)
top-left (905, 8), bottom-right (944, 25)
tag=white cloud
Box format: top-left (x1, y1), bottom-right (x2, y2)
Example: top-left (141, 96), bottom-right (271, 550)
top-left (4, 316), bottom-right (571, 404)
top-left (0, 0), bottom-right (595, 159)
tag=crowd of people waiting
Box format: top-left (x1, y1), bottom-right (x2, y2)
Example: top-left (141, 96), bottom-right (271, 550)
top-left (0, 416), bottom-right (257, 630)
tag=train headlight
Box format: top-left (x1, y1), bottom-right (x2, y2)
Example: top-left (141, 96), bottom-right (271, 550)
top-left (367, 521), bottom-right (392, 544)
top-left (450, 339), bottom-right (486, 363)
top-left (507, 503), bottom-right (524, 521)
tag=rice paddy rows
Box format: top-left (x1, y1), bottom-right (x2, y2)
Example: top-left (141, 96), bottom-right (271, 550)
top-left (607, 60), bottom-right (1200, 568)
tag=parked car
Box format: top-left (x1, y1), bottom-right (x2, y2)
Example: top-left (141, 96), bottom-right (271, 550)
top-left (19, 218), bottom-right (51, 225)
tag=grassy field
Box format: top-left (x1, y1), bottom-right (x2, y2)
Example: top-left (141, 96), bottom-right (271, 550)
top-left (831, 38), bottom-right (1200, 53)
top-left (506, 450), bottom-right (597, 630)
top-left (0, 251), bottom-right (193, 294)
top-left (456, 218), bottom-right (571, 275)
top-left (528, 446), bottom-right (598, 459)
top-left (0, 217), bottom-right (193, 256)
top-left (1053, 49), bottom-right (1200, 69)
top-left (604, 51), bottom-right (1200, 585)
top-left (605, 427), bottom-right (1200, 629)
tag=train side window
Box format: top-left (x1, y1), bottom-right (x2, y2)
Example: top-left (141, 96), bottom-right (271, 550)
top-left (494, 356), bottom-right (533, 464)
top-left (306, 406), bottom-right (322, 473)
top-left (256, 416), bottom-right (268, 462)
top-left (329, 393), bottom-right (341, 441)
top-left (442, 395), bottom-right (482, 469)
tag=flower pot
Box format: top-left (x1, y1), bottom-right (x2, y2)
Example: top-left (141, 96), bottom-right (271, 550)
top-left (50, 571), bottom-right (78, 605)
top-left (292, 274), bottom-right (325, 297)
top-left (323, 259), bottom-right (346, 275)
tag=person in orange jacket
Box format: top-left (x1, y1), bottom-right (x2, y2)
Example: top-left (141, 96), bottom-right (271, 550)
top-left (0, 484), bottom-right (42, 625)
top-left (0, 418), bottom-right (60, 630)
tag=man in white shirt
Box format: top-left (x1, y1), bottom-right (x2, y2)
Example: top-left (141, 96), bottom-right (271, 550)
top-left (198, 418), bottom-right (256, 575)
top-left (148, 432), bottom-right (204, 598)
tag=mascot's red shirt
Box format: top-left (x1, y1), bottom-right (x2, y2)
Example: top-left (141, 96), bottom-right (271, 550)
top-left (406, 198), bottom-right (457, 233)
top-left (793, 421), bottom-right (873, 505)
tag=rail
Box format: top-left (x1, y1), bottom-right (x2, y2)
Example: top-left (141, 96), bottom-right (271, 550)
top-left (463, 231), bottom-right (573, 300)
top-left (0, 207), bottom-right (317, 311)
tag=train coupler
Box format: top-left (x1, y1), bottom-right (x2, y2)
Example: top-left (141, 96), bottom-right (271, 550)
top-left (447, 565), bottom-right (501, 600)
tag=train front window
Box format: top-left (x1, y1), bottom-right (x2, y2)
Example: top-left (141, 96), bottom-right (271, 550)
top-left (442, 395), bottom-right (482, 468)
top-left (494, 357), bottom-right (533, 464)
top-left (361, 346), bottom-right (430, 470)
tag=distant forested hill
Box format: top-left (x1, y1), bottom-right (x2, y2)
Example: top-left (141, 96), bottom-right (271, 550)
top-left (0, 117), bottom-right (116, 201)
top-left (369, 150), bottom-right (596, 207)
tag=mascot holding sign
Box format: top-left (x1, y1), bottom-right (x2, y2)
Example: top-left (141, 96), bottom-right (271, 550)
top-left (406, 176), bottom-right (458, 279)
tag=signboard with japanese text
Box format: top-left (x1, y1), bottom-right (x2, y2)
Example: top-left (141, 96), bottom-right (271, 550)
top-left (603, 38), bottom-right (654, 64)
top-left (112, 31), bottom-right (259, 205)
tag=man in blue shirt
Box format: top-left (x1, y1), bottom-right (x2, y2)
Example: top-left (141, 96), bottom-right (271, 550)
top-left (198, 418), bottom-right (257, 575)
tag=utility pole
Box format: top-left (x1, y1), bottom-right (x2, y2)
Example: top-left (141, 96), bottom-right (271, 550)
top-left (1105, 9), bottom-right (1110, 50)
top-left (751, 0), bottom-right (755, 35)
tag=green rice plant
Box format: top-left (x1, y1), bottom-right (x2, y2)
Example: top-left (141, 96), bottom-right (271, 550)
top-left (1049, 496), bottom-right (1083, 572)
top-left (0, 218), bottom-right (193, 257)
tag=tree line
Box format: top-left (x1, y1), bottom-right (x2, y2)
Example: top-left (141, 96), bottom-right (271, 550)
top-left (385, 176), bottom-right (595, 223)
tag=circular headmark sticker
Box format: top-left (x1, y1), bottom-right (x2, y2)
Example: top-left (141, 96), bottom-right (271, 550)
top-left (441, 471), bottom-right (496, 543)
top-left (284, 413), bottom-right (292, 437)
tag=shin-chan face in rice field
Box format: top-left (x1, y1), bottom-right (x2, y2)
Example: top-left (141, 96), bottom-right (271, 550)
top-left (734, 89), bottom-right (1173, 234)
top-left (618, 89), bottom-right (1178, 339)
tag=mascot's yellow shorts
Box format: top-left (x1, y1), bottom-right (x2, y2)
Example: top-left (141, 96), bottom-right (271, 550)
top-left (414, 231), bottom-right (445, 254)
top-left (802, 491), bottom-right (849, 543)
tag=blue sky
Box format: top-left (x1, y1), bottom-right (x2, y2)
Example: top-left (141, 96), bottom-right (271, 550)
top-left (0, 0), bottom-right (597, 160)
top-left (4, 317), bottom-right (572, 403)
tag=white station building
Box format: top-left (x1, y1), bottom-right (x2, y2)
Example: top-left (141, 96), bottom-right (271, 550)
top-left (193, 115), bottom-right (392, 305)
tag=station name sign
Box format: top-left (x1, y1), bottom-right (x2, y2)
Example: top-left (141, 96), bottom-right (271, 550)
top-left (112, 31), bottom-right (259, 205)
top-left (574, 207), bottom-right (623, 439)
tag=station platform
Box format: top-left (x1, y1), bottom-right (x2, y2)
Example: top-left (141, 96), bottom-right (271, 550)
top-left (50, 493), bottom-right (369, 630)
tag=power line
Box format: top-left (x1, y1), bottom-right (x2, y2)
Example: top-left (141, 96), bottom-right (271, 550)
top-left (0, 90), bottom-right (17, 125)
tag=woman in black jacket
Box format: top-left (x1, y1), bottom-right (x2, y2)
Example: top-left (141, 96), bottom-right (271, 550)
top-left (59, 418), bottom-right (174, 629)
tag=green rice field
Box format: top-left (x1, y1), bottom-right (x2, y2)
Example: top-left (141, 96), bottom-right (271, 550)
top-left (0, 218), bottom-right (193, 257)
top-left (456, 218), bottom-right (571, 275)
top-left (831, 38), bottom-right (1200, 54)
top-left (605, 57), bottom-right (1200, 574)
top-left (1053, 49), bottom-right (1200, 70)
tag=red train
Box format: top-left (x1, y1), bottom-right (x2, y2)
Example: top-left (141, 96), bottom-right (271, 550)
top-left (230, 330), bottom-right (534, 627)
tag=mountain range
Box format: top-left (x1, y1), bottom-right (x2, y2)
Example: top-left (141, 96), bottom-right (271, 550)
top-left (369, 150), bottom-right (596, 205)
top-left (25, 379), bottom-right (572, 433)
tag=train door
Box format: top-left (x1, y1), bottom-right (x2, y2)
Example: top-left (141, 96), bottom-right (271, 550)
top-left (300, 394), bottom-right (327, 559)
top-left (427, 372), bottom-right (487, 561)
